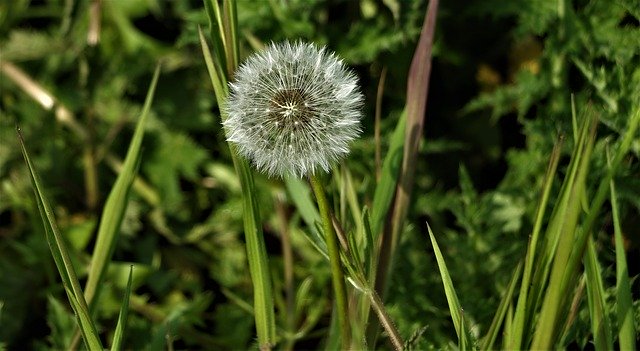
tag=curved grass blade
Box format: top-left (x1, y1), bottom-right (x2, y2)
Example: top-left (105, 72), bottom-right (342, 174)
top-left (111, 265), bottom-right (134, 350)
top-left (17, 127), bottom-right (103, 351)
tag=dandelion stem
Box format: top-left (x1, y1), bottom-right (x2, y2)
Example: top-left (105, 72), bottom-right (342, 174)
top-left (309, 174), bottom-right (351, 349)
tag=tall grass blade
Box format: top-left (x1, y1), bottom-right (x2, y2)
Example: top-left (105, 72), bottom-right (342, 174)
top-left (202, 0), bottom-right (228, 80)
top-left (532, 111), bottom-right (598, 349)
top-left (508, 137), bottom-right (562, 349)
top-left (376, 0), bottom-right (439, 297)
top-left (17, 127), bottom-right (103, 351)
top-left (198, 26), bottom-right (228, 113)
top-left (201, 2), bottom-right (276, 347)
top-left (584, 237), bottom-right (613, 351)
top-left (111, 265), bottom-right (134, 350)
top-left (426, 223), bottom-right (472, 348)
top-left (221, 0), bottom-right (239, 75)
top-left (608, 149), bottom-right (636, 351)
top-left (84, 64), bottom-right (161, 308)
top-left (546, 105), bottom-right (640, 349)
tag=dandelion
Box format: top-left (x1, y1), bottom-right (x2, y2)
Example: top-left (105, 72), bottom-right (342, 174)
top-left (223, 41), bottom-right (363, 178)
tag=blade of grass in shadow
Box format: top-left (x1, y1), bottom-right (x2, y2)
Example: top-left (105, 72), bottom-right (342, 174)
top-left (584, 237), bottom-right (613, 351)
top-left (426, 223), bottom-right (472, 347)
top-left (200, 2), bottom-right (276, 347)
top-left (374, 67), bottom-right (387, 180)
top-left (374, 0), bottom-right (439, 302)
top-left (111, 265), bottom-right (134, 350)
top-left (17, 127), bottom-right (103, 351)
top-left (507, 137), bottom-right (563, 349)
top-left (84, 64), bottom-right (161, 308)
top-left (608, 148), bottom-right (636, 350)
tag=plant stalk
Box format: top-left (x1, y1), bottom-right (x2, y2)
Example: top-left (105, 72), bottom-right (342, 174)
top-left (309, 174), bottom-right (350, 349)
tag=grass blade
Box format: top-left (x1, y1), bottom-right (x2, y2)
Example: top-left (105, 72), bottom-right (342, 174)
top-left (374, 0), bottom-right (439, 310)
top-left (481, 262), bottom-right (522, 350)
top-left (200, 3), bottom-right (276, 347)
top-left (370, 109), bottom-right (406, 237)
top-left (531, 110), bottom-right (598, 349)
top-left (17, 127), bottom-right (103, 351)
top-left (508, 137), bottom-right (563, 349)
top-left (584, 237), bottom-right (613, 351)
top-left (111, 265), bottom-right (134, 350)
top-left (84, 64), bottom-right (161, 308)
top-left (198, 26), bottom-right (228, 113)
top-left (608, 149), bottom-right (636, 350)
top-left (202, 0), bottom-right (228, 81)
top-left (426, 223), bottom-right (472, 347)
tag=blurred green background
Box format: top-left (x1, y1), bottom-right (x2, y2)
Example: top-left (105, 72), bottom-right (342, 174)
top-left (1, 0), bottom-right (639, 349)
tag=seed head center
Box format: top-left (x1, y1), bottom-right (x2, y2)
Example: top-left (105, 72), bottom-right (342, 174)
top-left (270, 89), bottom-right (314, 125)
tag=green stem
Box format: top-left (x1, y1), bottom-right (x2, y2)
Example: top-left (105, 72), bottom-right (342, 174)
top-left (309, 174), bottom-right (350, 349)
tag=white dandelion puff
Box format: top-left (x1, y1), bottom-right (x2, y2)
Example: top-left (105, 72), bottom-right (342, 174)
top-left (223, 41), bottom-right (363, 178)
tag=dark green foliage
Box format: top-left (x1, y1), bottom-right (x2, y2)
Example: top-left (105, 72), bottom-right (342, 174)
top-left (1, 0), bottom-right (638, 349)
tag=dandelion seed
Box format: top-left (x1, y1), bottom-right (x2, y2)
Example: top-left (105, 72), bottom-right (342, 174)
top-left (224, 41), bottom-right (363, 178)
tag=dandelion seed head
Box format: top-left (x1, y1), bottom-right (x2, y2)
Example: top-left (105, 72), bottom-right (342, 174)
top-left (224, 41), bottom-right (363, 178)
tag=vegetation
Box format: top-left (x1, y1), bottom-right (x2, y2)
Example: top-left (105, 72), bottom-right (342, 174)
top-left (1, 0), bottom-right (638, 349)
